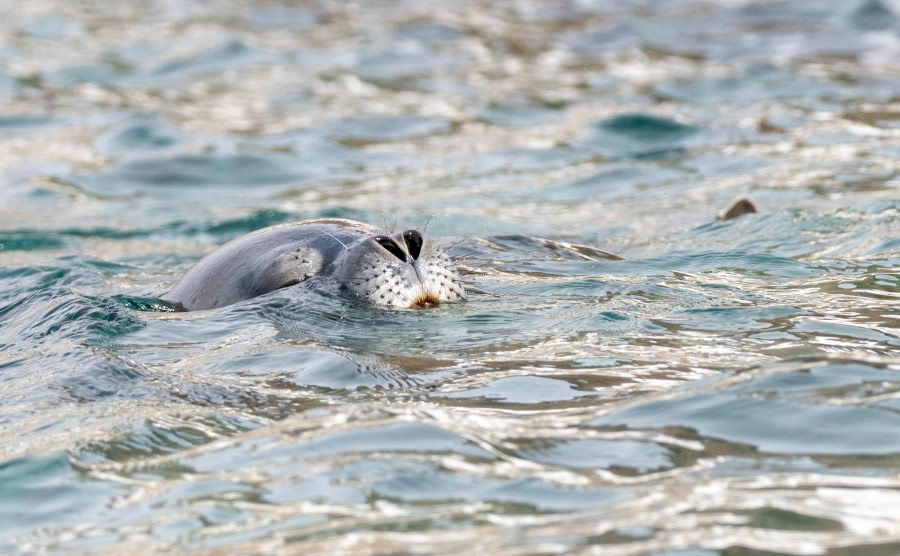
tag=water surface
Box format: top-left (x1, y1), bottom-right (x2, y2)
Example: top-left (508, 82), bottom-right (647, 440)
top-left (1, 0), bottom-right (899, 553)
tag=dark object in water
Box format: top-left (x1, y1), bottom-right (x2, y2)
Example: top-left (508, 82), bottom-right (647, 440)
top-left (718, 196), bottom-right (759, 221)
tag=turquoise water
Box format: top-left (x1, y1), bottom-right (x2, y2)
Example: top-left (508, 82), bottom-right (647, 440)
top-left (1, 0), bottom-right (899, 553)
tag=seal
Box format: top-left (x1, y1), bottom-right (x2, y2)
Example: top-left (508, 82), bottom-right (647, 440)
top-left (165, 218), bottom-right (466, 311)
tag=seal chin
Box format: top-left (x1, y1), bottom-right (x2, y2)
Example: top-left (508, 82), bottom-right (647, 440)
top-left (409, 291), bottom-right (442, 310)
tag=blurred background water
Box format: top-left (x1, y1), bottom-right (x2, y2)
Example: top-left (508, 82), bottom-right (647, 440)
top-left (1, 0), bottom-right (899, 553)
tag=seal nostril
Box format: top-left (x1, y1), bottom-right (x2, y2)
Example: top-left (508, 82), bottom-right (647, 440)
top-left (403, 229), bottom-right (423, 260)
top-left (374, 235), bottom-right (407, 262)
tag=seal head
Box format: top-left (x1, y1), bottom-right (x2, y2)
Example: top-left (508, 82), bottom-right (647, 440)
top-left (165, 219), bottom-right (466, 311)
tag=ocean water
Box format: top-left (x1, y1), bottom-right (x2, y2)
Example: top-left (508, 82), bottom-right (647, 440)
top-left (1, 0), bottom-right (899, 553)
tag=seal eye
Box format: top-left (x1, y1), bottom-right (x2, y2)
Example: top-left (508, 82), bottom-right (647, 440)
top-left (374, 235), bottom-right (407, 262)
top-left (403, 230), bottom-right (423, 260)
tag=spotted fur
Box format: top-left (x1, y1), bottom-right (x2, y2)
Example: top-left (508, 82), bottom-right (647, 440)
top-left (330, 230), bottom-right (465, 309)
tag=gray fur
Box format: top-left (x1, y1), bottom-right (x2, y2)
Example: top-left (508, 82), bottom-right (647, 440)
top-left (165, 218), bottom-right (465, 311)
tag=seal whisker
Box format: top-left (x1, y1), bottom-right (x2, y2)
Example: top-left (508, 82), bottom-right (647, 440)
top-left (319, 231), bottom-right (351, 251)
top-left (376, 202), bottom-right (388, 231)
top-left (465, 286), bottom-right (499, 298)
top-left (458, 260), bottom-right (494, 273)
top-left (420, 215), bottom-right (435, 235)
top-left (449, 252), bottom-right (481, 262)
top-left (435, 236), bottom-right (474, 260)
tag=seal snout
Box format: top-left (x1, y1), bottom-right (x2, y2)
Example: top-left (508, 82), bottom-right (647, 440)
top-left (371, 229), bottom-right (441, 308)
top-left (326, 226), bottom-right (465, 309)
